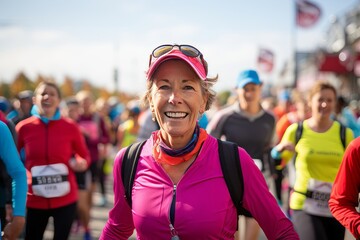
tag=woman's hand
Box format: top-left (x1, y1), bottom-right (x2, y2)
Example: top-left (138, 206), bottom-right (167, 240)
top-left (275, 142), bottom-right (295, 153)
top-left (69, 157), bottom-right (88, 172)
top-left (5, 204), bottom-right (13, 222)
top-left (3, 216), bottom-right (25, 240)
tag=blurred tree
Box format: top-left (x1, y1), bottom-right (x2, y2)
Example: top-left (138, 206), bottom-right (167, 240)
top-left (82, 80), bottom-right (92, 92)
top-left (0, 82), bottom-right (12, 99)
top-left (217, 90), bottom-right (232, 106)
top-left (34, 74), bottom-right (47, 87)
top-left (5, 71), bottom-right (138, 106)
top-left (98, 87), bottom-right (111, 100)
top-left (118, 91), bottom-right (129, 103)
top-left (92, 87), bottom-right (100, 99)
top-left (61, 76), bottom-right (75, 98)
top-left (11, 72), bottom-right (35, 96)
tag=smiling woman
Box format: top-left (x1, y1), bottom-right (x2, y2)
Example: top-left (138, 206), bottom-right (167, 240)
top-left (100, 44), bottom-right (299, 240)
top-left (271, 81), bottom-right (355, 240)
top-left (15, 80), bottom-right (90, 240)
top-left (148, 60), bottom-right (207, 147)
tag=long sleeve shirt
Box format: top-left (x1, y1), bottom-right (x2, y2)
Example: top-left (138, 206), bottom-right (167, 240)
top-left (329, 137), bottom-right (360, 239)
top-left (78, 113), bottom-right (110, 162)
top-left (100, 134), bottom-right (298, 240)
top-left (0, 121), bottom-right (27, 217)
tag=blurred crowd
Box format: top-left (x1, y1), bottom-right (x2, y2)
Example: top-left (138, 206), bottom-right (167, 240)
top-left (1, 75), bottom-right (360, 240)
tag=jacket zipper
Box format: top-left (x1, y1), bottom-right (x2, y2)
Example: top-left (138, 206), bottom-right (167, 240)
top-left (162, 150), bottom-right (201, 239)
top-left (169, 184), bottom-right (179, 239)
top-left (45, 123), bottom-right (51, 209)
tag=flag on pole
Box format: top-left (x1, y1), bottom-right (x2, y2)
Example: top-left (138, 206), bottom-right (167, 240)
top-left (296, 0), bottom-right (321, 28)
top-left (257, 48), bottom-right (274, 73)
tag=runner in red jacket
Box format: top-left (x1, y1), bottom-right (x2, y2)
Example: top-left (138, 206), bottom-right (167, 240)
top-left (16, 80), bottom-right (90, 240)
top-left (329, 137), bottom-right (360, 239)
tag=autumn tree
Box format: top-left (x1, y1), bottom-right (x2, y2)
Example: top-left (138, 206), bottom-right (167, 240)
top-left (0, 82), bottom-right (12, 99)
top-left (4, 71), bottom-right (133, 104)
top-left (34, 74), bottom-right (48, 88)
top-left (82, 80), bottom-right (92, 92)
top-left (97, 87), bottom-right (111, 100)
top-left (11, 72), bottom-right (35, 96)
top-left (61, 76), bottom-right (75, 98)
top-left (217, 90), bottom-right (232, 106)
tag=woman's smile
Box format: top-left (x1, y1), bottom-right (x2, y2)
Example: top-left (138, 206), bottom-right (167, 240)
top-left (164, 111), bottom-right (188, 119)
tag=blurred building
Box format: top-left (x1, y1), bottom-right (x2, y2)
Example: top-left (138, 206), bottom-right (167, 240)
top-left (318, 4), bottom-right (360, 99)
top-left (281, 2), bottom-right (360, 100)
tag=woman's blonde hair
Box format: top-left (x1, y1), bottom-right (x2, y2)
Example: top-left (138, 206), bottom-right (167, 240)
top-left (76, 90), bottom-right (93, 102)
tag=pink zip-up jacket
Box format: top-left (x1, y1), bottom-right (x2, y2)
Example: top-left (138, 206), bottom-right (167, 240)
top-left (101, 134), bottom-right (299, 240)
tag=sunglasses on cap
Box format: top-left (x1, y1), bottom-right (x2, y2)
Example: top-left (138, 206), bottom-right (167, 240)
top-left (148, 44), bottom-right (208, 75)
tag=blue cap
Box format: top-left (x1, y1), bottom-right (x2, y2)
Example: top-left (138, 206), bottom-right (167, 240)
top-left (279, 89), bottom-right (291, 101)
top-left (126, 100), bottom-right (140, 115)
top-left (130, 106), bottom-right (140, 115)
top-left (236, 69), bottom-right (261, 88)
top-left (0, 97), bottom-right (10, 112)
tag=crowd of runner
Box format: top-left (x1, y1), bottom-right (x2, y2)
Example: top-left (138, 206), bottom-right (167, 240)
top-left (1, 62), bottom-right (360, 239)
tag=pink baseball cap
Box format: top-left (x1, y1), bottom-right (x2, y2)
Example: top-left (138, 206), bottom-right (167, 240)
top-left (146, 49), bottom-right (207, 81)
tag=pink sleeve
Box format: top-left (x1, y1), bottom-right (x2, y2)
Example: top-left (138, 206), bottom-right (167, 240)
top-left (99, 148), bottom-right (135, 240)
top-left (329, 138), bottom-right (360, 239)
top-left (72, 123), bottom-right (91, 165)
top-left (239, 148), bottom-right (299, 240)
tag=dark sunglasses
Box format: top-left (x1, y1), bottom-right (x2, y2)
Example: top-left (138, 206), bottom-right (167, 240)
top-left (149, 44), bottom-right (208, 74)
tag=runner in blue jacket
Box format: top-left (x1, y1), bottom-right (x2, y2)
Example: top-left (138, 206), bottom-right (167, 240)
top-left (0, 120), bottom-right (27, 239)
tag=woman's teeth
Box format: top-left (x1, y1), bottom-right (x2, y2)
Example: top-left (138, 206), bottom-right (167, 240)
top-left (165, 112), bottom-right (187, 118)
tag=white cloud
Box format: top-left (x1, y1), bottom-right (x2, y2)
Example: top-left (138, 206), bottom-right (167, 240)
top-left (0, 21), bottom-right (328, 96)
top-left (30, 29), bottom-right (69, 43)
top-left (0, 26), bottom-right (70, 43)
top-left (0, 26), bottom-right (24, 39)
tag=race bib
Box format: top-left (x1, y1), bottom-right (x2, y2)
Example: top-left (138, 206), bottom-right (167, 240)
top-left (31, 163), bottom-right (70, 198)
top-left (303, 178), bottom-right (333, 217)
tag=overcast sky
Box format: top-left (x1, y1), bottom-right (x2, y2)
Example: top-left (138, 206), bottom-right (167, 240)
top-left (0, 0), bottom-right (358, 95)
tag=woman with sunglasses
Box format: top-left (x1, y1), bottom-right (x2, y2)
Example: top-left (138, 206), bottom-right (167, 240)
top-left (100, 44), bottom-right (298, 240)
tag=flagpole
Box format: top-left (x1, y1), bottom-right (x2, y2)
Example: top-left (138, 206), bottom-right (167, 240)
top-left (292, 0), bottom-right (321, 89)
top-left (292, 0), bottom-right (298, 89)
top-left (113, 40), bottom-right (120, 94)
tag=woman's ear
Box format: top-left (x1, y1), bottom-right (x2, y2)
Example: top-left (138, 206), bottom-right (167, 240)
top-left (148, 96), bottom-right (154, 111)
top-left (200, 105), bottom-right (206, 114)
top-left (307, 97), bottom-right (312, 108)
top-left (201, 94), bottom-right (208, 112)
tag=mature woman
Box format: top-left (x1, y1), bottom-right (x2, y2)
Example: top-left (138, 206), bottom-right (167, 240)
top-left (100, 44), bottom-right (298, 239)
top-left (16, 80), bottom-right (90, 240)
top-left (271, 81), bottom-right (354, 240)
